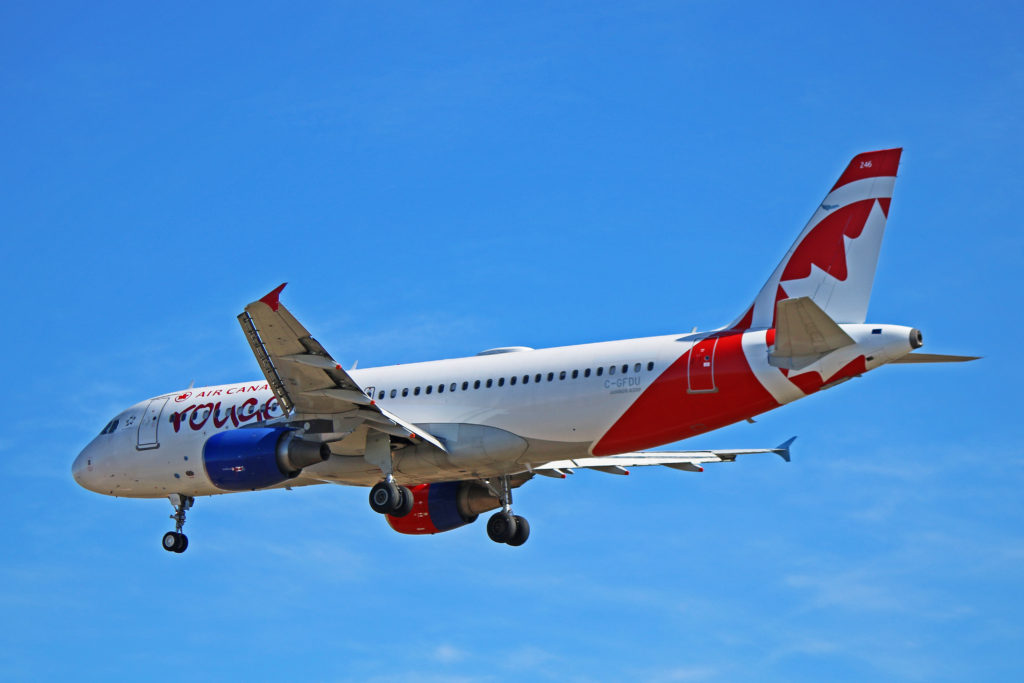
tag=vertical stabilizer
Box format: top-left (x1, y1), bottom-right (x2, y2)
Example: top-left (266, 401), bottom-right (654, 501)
top-left (729, 148), bottom-right (902, 330)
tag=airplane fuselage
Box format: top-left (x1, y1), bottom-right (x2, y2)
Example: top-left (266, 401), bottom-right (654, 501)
top-left (72, 323), bottom-right (917, 498)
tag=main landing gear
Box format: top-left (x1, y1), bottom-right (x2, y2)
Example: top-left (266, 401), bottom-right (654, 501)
top-left (368, 477), bottom-right (414, 517)
top-left (486, 475), bottom-right (530, 547)
top-left (364, 430), bottom-right (413, 518)
top-left (162, 494), bottom-right (193, 553)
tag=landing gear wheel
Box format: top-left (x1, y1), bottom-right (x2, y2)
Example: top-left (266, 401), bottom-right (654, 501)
top-left (487, 510), bottom-right (518, 544)
top-left (369, 481), bottom-right (400, 514)
top-left (392, 486), bottom-right (414, 518)
top-left (162, 531), bottom-right (188, 553)
top-left (506, 515), bottom-right (530, 546)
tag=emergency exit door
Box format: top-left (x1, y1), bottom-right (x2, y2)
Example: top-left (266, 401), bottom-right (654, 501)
top-left (687, 337), bottom-right (719, 393)
top-left (137, 397), bottom-right (169, 450)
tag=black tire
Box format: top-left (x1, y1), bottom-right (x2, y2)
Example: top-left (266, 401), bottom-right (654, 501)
top-left (486, 511), bottom-right (518, 544)
top-left (174, 534), bottom-right (189, 553)
top-left (162, 531), bottom-right (179, 552)
top-left (392, 486), bottom-right (414, 518)
top-left (369, 481), bottom-right (400, 514)
top-left (507, 516), bottom-right (530, 546)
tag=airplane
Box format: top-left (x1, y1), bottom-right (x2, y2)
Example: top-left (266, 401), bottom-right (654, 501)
top-left (72, 148), bottom-right (977, 553)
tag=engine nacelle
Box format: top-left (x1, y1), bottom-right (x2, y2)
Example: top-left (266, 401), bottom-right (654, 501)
top-left (387, 482), bottom-right (501, 535)
top-left (203, 427), bottom-right (330, 491)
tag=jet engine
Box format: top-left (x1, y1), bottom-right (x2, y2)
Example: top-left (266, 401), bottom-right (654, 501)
top-left (203, 427), bottom-right (330, 491)
top-left (386, 481), bottom-right (502, 535)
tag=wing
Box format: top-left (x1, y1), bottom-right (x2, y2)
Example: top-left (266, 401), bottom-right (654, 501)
top-left (533, 438), bottom-right (795, 477)
top-left (237, 283), bottom-right (446, 453)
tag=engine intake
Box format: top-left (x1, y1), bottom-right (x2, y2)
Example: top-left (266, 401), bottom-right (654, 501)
top-left (387, 482), bottom-right (501, 535)
top-left (203, 427), bottom-right (330, 491)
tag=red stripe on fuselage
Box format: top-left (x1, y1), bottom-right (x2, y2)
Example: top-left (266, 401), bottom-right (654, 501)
top-left (593, 332), bottom-right (779, 455)
top-left (785, 355), bottom-right (866, 395)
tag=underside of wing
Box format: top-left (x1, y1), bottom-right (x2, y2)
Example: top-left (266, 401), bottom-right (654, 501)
top-left (533, 438), bottom-right (796, 477)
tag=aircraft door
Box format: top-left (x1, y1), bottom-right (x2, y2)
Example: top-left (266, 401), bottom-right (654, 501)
top-left (687, 337), bottom-right (719, 393)
top-left (137, 397), bottom-right (169, 450)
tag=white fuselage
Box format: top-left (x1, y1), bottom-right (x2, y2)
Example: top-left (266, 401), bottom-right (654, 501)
top-left (72, 325), bottom-right (917, 498)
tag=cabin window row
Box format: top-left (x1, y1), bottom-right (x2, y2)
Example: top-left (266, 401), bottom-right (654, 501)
top-left (377, 361), bottom-right (656, 400)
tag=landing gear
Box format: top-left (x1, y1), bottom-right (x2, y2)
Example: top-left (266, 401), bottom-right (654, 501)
top-left (365, 431), bottom-right (413, 517)
top-left (507, 515), bottom-right (530, 546)
top-left (162, 494), bottom-right (193, 553)
top-left (485, 475), bottom-right (530, 546)
top-left (162, 531), bottom-right (188, 553)
top-left (369, 479), bottom-right (413, 517)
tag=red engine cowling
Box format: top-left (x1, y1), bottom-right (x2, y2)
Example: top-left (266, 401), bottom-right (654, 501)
top-left (387, 481), bottom-right (501, 535)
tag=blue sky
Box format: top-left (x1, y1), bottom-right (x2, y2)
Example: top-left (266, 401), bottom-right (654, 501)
top-left (2, 2), bottom-right (1022, 680)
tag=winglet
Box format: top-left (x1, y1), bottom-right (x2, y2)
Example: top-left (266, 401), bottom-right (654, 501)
top-left (259, 283), bottom-right (288, 312)
top-left (773, 436), bottom-right (796, 462)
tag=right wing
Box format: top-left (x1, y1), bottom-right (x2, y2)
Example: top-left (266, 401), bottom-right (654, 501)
top-left (533, 438), bottom-right (796, 478)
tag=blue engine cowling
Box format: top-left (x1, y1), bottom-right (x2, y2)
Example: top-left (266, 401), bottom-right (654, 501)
top-left (203, 427), bottom-right (330, 491)
top-left (386, 482), bottom-right (501, 535)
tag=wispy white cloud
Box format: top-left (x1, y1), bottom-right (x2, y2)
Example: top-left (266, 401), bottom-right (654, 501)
top-left (433, 643), bottom-right (466, 664)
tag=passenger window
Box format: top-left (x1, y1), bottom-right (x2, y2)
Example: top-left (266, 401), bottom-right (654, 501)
top-left (451, 383), bottom-right (458, 392)
top-left (390, 389), bottom-right (397, 398)
top-left (622, 364), bottom-right (629, 374)
top-left (522, 375), bottom-right (529, 384)
top-left (498, 377), bottom-right (505, 387)
top-left (559, 371), bottom-right (566, 380)
top-left (378, 390), bottom-right (385, 400)
top-left (486, 379), bottom-right (493, 388)
top-left (547, 372), bottom-right (554, 382)
top-left (462, 381), bottom-right (468, 391)
top-left (510, 376), bottom-right (516, 385)
top-left (647, 361), bottom-right (654, 371)
top-left (572, 369), bottom-right (579, 379)
top-left (609, 365), bottom-right (616, 375)
top-left (438, 384), bottom-right (445, 393)
top-left (634, 363), bottom-right (641, 373)
top-left (425, 385), bottom-right (432, 395)
top-left (402, 388), bottom-right (409, 397)
top-left (474, 380), bottom-right (481, 389)
top-left (535, 373), bottom-right (542, 383)
top-left (584, 368), bottom-right (591, 377)
top-left (414, 387), bottom-right (421, 396)
top-left (597, 367), bottom-right (604, 376)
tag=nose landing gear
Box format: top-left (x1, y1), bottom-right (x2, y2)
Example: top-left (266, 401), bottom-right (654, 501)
top-left (162, 494), bottom-right (193, 553)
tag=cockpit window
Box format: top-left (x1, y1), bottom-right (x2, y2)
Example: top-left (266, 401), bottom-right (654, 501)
top-left (99, 418), bottom-right (119, 435)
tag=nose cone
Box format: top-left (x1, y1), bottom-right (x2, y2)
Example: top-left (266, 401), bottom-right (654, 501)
top-left (72, 443), bottom-right (98, 492)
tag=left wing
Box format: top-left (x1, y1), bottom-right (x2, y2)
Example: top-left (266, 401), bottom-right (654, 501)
top-left (237, 283), bottom-right (446, 453)
top-left (533, 438), bottom-right (795, 478)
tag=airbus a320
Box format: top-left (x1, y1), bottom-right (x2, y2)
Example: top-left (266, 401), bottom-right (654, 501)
top-left (72, 148), bottom-right (976, 552)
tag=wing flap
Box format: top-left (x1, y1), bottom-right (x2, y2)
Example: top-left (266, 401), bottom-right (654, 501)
top-left (238, 284), bottom-right (447, 453)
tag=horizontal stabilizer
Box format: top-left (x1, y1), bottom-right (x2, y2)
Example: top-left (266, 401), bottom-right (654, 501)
top-left (890, 353), bottom-right (980, 364)
top-left (769, 297), bottom-right (854, 370)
